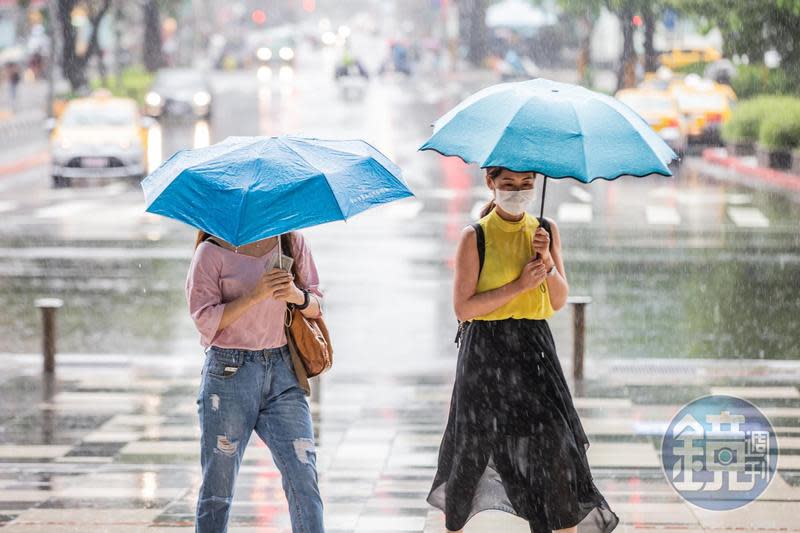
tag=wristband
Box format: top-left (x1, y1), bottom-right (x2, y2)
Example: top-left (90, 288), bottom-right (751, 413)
top-left (295, 288), bottom-right (311, 310)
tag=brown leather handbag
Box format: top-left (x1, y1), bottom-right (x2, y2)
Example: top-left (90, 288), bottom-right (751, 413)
top-left (285, 305), bottom-right (333, 377)
top-left (280, 234), bottom-right (333, 389)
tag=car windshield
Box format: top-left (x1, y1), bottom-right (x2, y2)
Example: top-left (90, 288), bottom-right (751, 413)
top-left (619, 95), bottom-right (675, 113)
top-left (157, 71), bottom-right (203, 87)
top-left (61, 106), bottom-right (135, 127)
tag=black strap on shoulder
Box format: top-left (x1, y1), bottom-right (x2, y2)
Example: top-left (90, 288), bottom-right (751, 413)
top-left (471, 222), bottom-right (485, 274)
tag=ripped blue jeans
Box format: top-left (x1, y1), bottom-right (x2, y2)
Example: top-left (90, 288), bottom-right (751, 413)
top-left (195, 345), bottom-right (324, 533)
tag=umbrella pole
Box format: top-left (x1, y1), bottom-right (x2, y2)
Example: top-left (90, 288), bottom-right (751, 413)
top-left (539, 175), bottom-right (547, 219)
top-left (278, 235), bottom-right (283, 269)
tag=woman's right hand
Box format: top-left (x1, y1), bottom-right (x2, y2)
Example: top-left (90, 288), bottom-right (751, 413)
top-left (517, 257), bottom-right (547, 291)
top-left (250, 269), bottom-right (294, 303)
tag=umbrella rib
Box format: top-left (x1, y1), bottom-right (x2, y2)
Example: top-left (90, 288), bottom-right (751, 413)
top-left (565, 100), bottom-right (588, 180)
top-left (480, 95), bottom-right (533, 167)
top-left (277, 138), bottom-right (346, 221)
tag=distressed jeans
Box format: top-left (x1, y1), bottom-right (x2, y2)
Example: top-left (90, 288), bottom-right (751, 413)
top-left (195, 345), bottom-right (324, 533)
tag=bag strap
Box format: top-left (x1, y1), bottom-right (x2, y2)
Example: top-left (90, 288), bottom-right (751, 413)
top-left (471, 222), bottom-right (485, 275)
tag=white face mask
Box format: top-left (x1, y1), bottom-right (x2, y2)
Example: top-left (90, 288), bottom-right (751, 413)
top-left (494, 188), bottom-right (535, 216)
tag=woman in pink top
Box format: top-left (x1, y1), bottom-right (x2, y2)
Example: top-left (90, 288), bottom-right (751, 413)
top-left (186, 231), bottom-right (326, 533)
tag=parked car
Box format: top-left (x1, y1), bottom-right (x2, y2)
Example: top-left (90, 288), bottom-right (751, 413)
top-left (669, 77), bottom-right (736, 144)
top-left (616, 88), bottom-right (688, 155)
top-left (47, 93), bottom-right (151, 188)
top-left (145, 68), bottom-right (212, 119)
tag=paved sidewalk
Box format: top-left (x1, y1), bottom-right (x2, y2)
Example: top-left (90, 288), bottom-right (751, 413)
top-left (0, 351), bottom-right (799, 532)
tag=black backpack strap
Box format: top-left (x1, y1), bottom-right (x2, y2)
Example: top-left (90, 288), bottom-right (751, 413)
top-left (471, 222), bottom-right (485, 275)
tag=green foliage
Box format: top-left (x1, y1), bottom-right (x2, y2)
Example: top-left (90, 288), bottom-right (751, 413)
top-left (723, 96), bottom-right (800, 149)
top-left (731, 64), bottom-right (795, 99)
top-left (89, 66), bottom-right (155, 106)
top-left (759, 102), bottom-right (800, 150)
top-left (673, 61), bottom-right (708, 75)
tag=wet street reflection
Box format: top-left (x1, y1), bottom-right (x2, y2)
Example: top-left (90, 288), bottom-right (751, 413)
top-left (1, 8), bottom-right (799, 533)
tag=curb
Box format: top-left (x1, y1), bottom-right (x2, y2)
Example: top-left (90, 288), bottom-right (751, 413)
top-left (702, 147), bottom-right (800, 192)
top-left (0, 149), bottom-right (50, 177)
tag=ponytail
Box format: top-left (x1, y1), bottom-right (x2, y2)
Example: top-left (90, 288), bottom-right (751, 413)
top-left (194, 230), bottom-right (210, 250)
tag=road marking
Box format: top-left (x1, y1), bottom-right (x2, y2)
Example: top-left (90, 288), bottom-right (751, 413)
top-left (727, 206), bottom-right (770, 227)
top-left (569, 185), bottom-right (592, 203)
top-left (0, 201), bottom-right (16, 213)
top-left (34, 201), bottom-right (97, 218)
top-left (725, 193), bottom-right (752, 205)
top-left (557, 202), bottom-right (592, 223)
top-left (645, 205), bottom-right (681, 225)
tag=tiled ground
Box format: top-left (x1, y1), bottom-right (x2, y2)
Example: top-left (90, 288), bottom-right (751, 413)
top-left (1, 353), bottom-right (799, 532)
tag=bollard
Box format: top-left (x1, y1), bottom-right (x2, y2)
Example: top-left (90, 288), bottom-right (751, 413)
top-left (35, 298), bottom-right (63, 377)
top-left (567, 296), bottom-right (591, 381)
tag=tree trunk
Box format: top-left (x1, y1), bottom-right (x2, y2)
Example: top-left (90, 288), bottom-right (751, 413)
top-left (57, 0), bottom-right (86, 91)
top-left (616, 8), bottom-right (637, 91)
top-left (577, 13), bottom-right (594, 85)
top-left (57, 0), bottom-right (111, 92)
top-left (459, 0), bottom-right (488, 67)
top-left (643, 3), bottom-right (658, 73)
top-left (143, 0), bottom-right (163, 72)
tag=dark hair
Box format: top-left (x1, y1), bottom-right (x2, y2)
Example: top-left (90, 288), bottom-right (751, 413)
top-left (194, 230), bottom-right (303, 287)
top-left (479, 166), bottom-right (506, 218)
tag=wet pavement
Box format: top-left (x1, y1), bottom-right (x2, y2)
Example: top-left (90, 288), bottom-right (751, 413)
top-left (1, 38), bottom-right (799, 531)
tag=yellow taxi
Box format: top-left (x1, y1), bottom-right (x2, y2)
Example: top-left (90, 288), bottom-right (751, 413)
top-left (615, 88), bottom-right (687, 154)
top-left (669, 76), bottom-right (736, 144)
top-left (47, 91), bottom-right (151, 187)
top-left (659, 47), bottom-right (722, 70)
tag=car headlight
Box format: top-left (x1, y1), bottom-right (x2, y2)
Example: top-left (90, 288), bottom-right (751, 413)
top-left (145, 91), bottom-right (162, 107)
top-left (193, 91), bottom-right (211, 107)
top-left (279, 47), bottom-right (294, 61)
top-left (257, 47), bottom-right (273, 61)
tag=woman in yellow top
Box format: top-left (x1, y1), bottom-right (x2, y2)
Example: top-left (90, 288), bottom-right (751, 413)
top-left (427, 167), bottom-right (619, 533)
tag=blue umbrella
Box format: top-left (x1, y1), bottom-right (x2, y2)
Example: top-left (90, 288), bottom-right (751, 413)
top-left (142, 135), bottom-right (413, 246)
top-left (419, 78), bottom-right (678, 217)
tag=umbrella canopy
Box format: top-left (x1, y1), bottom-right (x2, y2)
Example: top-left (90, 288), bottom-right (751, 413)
top-left (142, 135), bottom-right (413, 246)
top-left (420, 78), bottom-right (677, 183)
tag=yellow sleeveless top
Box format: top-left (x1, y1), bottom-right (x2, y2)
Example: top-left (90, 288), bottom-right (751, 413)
top-left (473, 208), bottom-right (555, 321)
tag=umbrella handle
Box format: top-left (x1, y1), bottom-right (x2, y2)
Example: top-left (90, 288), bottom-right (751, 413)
top-left (539, 175), bottom-right (547, 219)
top-left (278, 236), bottom-right (283, 269)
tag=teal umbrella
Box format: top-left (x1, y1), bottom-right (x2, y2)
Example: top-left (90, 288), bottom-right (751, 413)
top-left (419, 78), bottom-right (678, 217)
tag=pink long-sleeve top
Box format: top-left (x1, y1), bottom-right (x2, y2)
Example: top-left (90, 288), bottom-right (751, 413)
top-left (185, 232), bottom-right (323, 350)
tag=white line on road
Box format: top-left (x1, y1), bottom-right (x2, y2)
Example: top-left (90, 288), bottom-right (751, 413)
top-left (0, 201), bottom-right (16, 213)
top-left (645, 205), bottom-right (681, 225)
top-left (727, 206), bottom-right (770, 228)
top-left (569, 186), bottom-right (592, 203)
top-left (557, 202), bottom-right (593, 223)
top-left (34, 201), bottom-right (97, 218)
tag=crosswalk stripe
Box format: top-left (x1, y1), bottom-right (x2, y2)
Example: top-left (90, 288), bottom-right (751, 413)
top-left (645, 205), bottom-right (681, 225)
top-left (727, 206), bottom-right (770, 228)
top-left (569, 186), bottom-right (592, 203)
top-left (557, 202), bottom-right (593, 223)
top-left (0, 201), bottom-right (16, 213)
top-left (34, 201), bottom-right (96, 218)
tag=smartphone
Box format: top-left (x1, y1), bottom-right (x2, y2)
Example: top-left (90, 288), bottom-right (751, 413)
top-left (265, 253), bottom-right (294, 273)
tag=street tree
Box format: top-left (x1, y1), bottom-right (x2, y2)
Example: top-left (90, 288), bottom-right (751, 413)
top-left (673, 0), bottom-right (800, 81)
top-left (57, 0), bottom-right (112, 92)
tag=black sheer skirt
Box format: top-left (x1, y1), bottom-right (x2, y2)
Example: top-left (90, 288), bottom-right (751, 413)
top-left (428, 319), bottom-right (619, 533)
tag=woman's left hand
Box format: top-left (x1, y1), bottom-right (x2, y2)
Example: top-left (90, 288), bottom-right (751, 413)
top-left (532, 227), bottom-right (552, 263)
